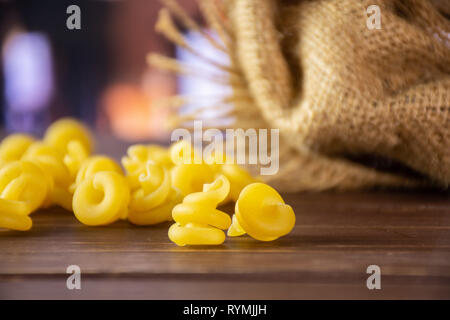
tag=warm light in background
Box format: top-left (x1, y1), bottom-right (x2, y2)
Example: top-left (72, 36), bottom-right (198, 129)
top-left (102, 29), bottom-right (231, 142)
top-left (102, 78), bottom-right (172, 142)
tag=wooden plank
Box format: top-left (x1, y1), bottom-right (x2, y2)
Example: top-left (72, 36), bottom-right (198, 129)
top-left (1, 275), bottom-right (450, 300)
top-left (1, 191), bottom-right (449, 299)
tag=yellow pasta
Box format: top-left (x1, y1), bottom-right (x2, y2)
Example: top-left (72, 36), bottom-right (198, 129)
top-left (170, 163), bottom-right (216, 197)
top-left (0, 119), bottom-right (294, 244)
top-left (73, 171), bottom-right (130, 226)
top-left (122, 144), bottom-right (172, 190)
top-left (170, 140), bottom-right (202, 165)
top-left (0, 160), bottom-right (48, 212)
top-left (172, 142), bottom-right (257, 202)
top-left (221, 163), bottom-right (259, 202)
top-left (169, 141), bottom-right (216, 196)
top-left (0, 211), bottom-right (32, 231)
top-left (70, 156), bottom-right (123, 193)
top-left (22, 142), bottom-right (72, 210)
top-left (64, 140), bottom-right (89, 179)
top-left (169, 175), bottom-right (231, 246)
top-left (128, 161), bottom-right (182, 226)
top-left (228, 183), bottom-right (296, 241)
top-left (23, 142), bottom-right (70, 187)
top-left (202, 148), bottom-right (228, 174)
top-left (227, 213), bottom-right (246, 237)
top-left (0, 134), bottom-right (35, 167)
top-left (0, 176), bottom-right (33, 230)
top-left (0, 160), bottom-right (49, 230)
top-left (43, 118), bottom-right (93, 155)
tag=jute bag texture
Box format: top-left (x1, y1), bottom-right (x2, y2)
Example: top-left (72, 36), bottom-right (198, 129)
top-left (150, 0), bottom-right (450, 192)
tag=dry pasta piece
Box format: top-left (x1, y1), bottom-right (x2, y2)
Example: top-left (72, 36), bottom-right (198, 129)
top-left (73, 171), bottom-right (130, 226)
top-left (169, 175), bottom-right (231, 246)
top-left (0, 198), bottom-right (30, 216)
top-left (170, 140), bottom-right (216, 196)
top-left (0, 160), bottom-right (48, 230)
top-left (64, 140), bottom-right (89, 179)
top-left (129, 190), bottom-right (182, 226)
top-left (22, 142), bottom-right (72, 210)
top-left (122, 145), bottom-right (172, 190)
top-left (168, 222), bottom-right (227, 246)
top-left (170, 140), bottom-right (203, 165)
top-left (128, 161), bottom-right (182, 225)
top-left (22, 142), bottom-right (70, 188)
top-left (130, 162), bottom-right (171, 210)
top-left (221, 163), bottom-right (259, 202)
top-left (0, 211), bottom-right (32, 231)
top-left (44, 118), bottom-right (93, 155)
top-left (0, 134), bottom-right (35, 167)
top-left (171, 141), bottom-right (256, 202)
top-left (202, 148), bottom-right (228, 175)
top-left (228, 183), bottom-right (296, 241)
top-left (128, 162), bottom-right (182, 225)
top-left (0, 160), bottom-right (48, 213)
top-left (70, 156), bottom-right (123, 193)
top-left (71, 156), bottom-right (128, 222)
top-left (170, 163), bottom-right (216, 197)
top-left (227, 213), bottom-right (246, 237)
top-left (0, 168), bottom-right (34, 230)
top-left (170, 139), bottom-right (222, 171)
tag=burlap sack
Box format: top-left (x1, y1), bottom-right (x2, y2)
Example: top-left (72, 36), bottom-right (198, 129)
top-left (150, 0), bottom-right (450, 192)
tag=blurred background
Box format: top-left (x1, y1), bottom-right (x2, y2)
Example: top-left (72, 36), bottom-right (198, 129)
top-left (2, 0), bottom-right (447, 145)
top-left (0, 0), bottom-right (229, 143)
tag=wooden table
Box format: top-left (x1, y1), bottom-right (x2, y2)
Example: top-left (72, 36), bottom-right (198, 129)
top-left (0, 135), bottom-right (449, 299)
top-left (1, 190), bottom-right (449, 300)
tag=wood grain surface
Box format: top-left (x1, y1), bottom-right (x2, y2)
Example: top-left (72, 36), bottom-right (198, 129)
top-left (0, 134), bottom-right (449, 299)
top-left (1, 191), bottom-right (450, 299)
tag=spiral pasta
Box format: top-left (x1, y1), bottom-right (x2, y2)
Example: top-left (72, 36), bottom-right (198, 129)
top-left (44, 118), bottom-right (93, 155)
top-left (171, 141), bottom-right (257, 202)
top-left (0, 211), bottom-right (33, 231)
top-left (122, 144), bottom-right (172, 190)
top-left (0, 119), bottom-right (294, 244)
top-left (22, 143), bottom-right (69, 186)
top-left (0, 160), bottom-right (48, 230)
top-left (169, 141), bottom-right (216, 196)
top-left (70, 156), bottom-right (123, 193)
top-left (73, 171), bottom-right (130, 226)
top-left (0, 160), bottom-right (48, 212)
top-left (170, 140), bottom-right (202, 165)
top-left (128, 161), bottom-right (182, 226)
top-left (228, 183), bottom-right (296, 241)
top-left (227, 213), bottom-right (246, 237)
top-left (221, 163), bottom-right (259, 202)
top-left (169, 175), bottom-right (231, 246)
top-left (0, 134), bottom-right (35, 167)
top-left (22, 142), bottom-right (72, 210)
top-left (64, 140), bottom-right (90, 179)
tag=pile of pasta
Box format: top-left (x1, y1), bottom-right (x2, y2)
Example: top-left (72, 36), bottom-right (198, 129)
top-left (0, 119), bottom-right (295, 246)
